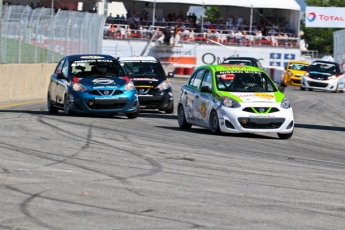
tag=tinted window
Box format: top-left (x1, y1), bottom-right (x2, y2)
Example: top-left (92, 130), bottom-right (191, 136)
top-left (55, 59), bottom-right (65, 74)
top-left (70, 59), bottom-right (125, 78)
top-left (309, 62), bottom-right (339, 74)
top-left (189, 69), bottom-right (204, 88)
top-left (120, 60), bottom-right (165, 77)
top-left (216, 70), bottom-right (276, 92)
top-left (288, 63), bottom-right (309, 71)
top-left (201, 69), bottom-right (213, 89)
top-left (223, 59), bottom-right (255, 66)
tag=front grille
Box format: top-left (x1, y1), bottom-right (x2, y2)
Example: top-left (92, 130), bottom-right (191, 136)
top-left (86, 98), bottom-right (128, 110)
top-left (308, 81), bottom-right (328, 87)
top-left (89, 90), bottom-right (124, 96)
top-left (238, 117), bottom-right (285, 129)
top-left (242, 107), bottom-right (280, 113)
top-left (291, 79), bottom-right (301, 84)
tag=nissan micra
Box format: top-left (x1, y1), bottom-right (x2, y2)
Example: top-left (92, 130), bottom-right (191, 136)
top-left (177, 64), bottom-right (294, 139)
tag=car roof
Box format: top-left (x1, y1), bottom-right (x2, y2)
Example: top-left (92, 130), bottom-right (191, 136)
top-left (312, 60), bottom-right (340, 66)
top-left (202, 64), bottom-right (263, 72)
top-left (287, 60), bottom-right (310, 64)
top-left (65, 54), bottom-right (116, 60)
top-left (117, 56), bottom-right (158, 61)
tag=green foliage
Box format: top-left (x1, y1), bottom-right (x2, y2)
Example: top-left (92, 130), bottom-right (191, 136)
top-left (204, 6), bottom-right (220, 23)
top-left (303, 0), bottom-right (345, 54)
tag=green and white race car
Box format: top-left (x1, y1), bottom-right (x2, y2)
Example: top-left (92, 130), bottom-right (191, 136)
top-left (177, 64), bottom-right (294, 139)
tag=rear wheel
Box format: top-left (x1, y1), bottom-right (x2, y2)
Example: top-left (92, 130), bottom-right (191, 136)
top-left (126, 105), bottom-right (139, 119)
top-left (278, 131), bottom-right (293, 139)
top-left (209, 110), bottom-right (221, 135)
top-left (177, 104), bottom-right (192, 129)
top-left (47, 94), bottom-right (58, 114)
top-left (165, 103), bottom-right (174, 114)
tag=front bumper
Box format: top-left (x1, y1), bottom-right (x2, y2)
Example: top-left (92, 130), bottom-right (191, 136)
top-left (217, 103), bottom-right (294, 134)
top-left (137, 89), bottom-right (173, 110)
top-left (301, 77), bottom-right (343, 91)
top-left (289, 76), bottom-right (302, 86)
top-left (68, 91), bottom-right (139, 114)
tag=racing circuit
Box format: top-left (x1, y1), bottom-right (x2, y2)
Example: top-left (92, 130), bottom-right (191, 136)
top-left (1, 78), bottom-right (345, 229)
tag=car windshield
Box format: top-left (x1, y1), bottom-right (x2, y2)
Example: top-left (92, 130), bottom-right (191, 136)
top-left (70, 59), bottom-right (124, 78)
top-left (215, 71), bottom-right (277, 92)
top-left (222, 60), bottom-right (255, 66)
top-left (288, 63), bottom-right (309, 71)
top-left (309, 62), bottom-right (338, 74)
top-left (120, 60), bottom-right (165, 77)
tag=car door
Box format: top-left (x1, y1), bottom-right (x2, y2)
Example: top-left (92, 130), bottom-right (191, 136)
top-left (183, 68), bottom-right (204, 124)
top-left (193, 68), bottom-right (214, 126)
top-left (49, 59), bottom-right (65, 105)
top-left (55, 59), bottom-right (70, 106)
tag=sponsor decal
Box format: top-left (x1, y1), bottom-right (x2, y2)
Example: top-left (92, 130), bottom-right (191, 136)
top-left (93, 86), bottom-right (117, 89)
top-left (80, 56), bottom-right (105, 59)
top-left (195, 102), bottom-right (207, 118)
top-left (133, 78), bottom-right (159, 81)
top-left (236, 93), bottom-right (274, 99)
top-left (249, 115), bottom-right (275, 118)
top-left (307, 12), bottom-right (316, 22)
top-left (92, 78), bottom-right (115, 84)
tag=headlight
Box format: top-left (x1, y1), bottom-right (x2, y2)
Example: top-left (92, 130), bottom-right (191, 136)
top-left (287, 71), bottom-right (293, 77)
top-left (327, 75), bottom-right (336, 80)
top-left (124, 80), bottom-right (135, 91)
top-left (72, 82), bottom-right (87, 92)
top-left (222, 96), bottom-right (240, 108)
top-left (280, 97), bottom-right (291, 109)
top-left (156, 80), bottom-right (171, 91)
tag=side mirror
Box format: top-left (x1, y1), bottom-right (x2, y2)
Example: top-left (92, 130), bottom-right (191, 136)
top-left (278, 85), bottom-right (285, 93)
top-left (128, 72), bottom-right (134, 77)
top-left (167, 72), bottom-right (174, 78)
top-left (200, 85), bottom-right (212, 93)
top-left (57, 72), bottom-right (67, 79)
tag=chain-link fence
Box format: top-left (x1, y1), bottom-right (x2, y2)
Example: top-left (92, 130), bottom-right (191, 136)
top-left (0, 4), bottom-right (106, 64)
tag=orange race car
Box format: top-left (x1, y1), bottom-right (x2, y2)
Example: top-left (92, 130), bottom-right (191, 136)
top-left (282, 60), bottom-right (310, 87)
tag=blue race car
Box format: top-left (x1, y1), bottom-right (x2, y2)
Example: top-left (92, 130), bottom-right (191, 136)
top-left (47, 54), bottom-right (139, 118)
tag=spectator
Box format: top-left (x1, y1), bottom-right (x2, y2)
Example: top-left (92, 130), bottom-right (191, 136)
top-left (126, 10), bottom-right (131, 19)
top-left (236, 15), bottom-right (243, 27)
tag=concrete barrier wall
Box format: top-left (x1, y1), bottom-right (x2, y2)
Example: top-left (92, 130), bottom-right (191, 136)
top-left (0, 64), bottom-right (56, 103)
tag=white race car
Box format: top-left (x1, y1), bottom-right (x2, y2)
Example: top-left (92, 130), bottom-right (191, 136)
top-left (301, 60), bottom-right (345, 93)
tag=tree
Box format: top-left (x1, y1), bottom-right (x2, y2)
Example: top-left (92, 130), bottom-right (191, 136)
top-left (303, 0), bottom-right (345, 54)
top-left (204, 6), bottom-right (220, 23)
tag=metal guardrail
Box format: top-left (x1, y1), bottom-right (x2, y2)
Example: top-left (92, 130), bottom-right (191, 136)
top-left (0, 5), bottom-right (106, 64)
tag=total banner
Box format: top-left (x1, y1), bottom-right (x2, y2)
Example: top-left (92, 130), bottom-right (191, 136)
top-left (305, 6), bottom-right (345, 28)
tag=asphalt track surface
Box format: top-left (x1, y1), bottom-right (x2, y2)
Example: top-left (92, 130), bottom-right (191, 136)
top-left (1, 77), bottom-right (345, 230)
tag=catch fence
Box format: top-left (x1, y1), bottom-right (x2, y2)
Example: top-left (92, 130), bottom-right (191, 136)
top-left (0, 4), bottom-right (106, 64)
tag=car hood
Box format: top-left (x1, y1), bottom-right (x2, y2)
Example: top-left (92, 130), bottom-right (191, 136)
top-left (130, 77), bottom-right (165, 87)
top-left (221, 92), bottom-right (284, 103)
top-left (289, 70), bottom-right (307, 76)
top-left (78, 77), bottom-right (128, 90)
top-left (308, 71), bottom-right (332, 80)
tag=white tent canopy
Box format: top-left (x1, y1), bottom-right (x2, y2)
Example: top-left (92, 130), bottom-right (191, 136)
top-left (119, 0), bottom-right (300, 11)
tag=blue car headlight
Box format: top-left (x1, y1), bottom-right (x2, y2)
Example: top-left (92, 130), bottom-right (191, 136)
top-left (124, 80), bottom-right (135, 91)
top-left (222, 96), bottom-right (240, 108)
top-left (72, 82), bottom-right (87, 92)
top-left (280, 97), bottom-right (291, 109)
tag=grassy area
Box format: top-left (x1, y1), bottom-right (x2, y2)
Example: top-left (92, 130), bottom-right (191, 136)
top-left (1, 38), bottom-right (63, 64)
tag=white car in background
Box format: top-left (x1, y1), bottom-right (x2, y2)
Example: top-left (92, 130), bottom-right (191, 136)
top-left (301, 60), bottom-right (345, 93)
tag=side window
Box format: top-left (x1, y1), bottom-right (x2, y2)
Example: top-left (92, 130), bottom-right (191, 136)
top-left (201, 69), bottom-right (213, 89)
top-left (188, 69), bottom-right (204, 88)
top-left (55, 59), bottom-right (65, 74)
top-left (62, 60), bottom-right (69, 77)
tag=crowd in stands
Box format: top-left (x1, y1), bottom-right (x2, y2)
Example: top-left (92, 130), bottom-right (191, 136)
top-left (105, 10), bottom-right (299, 48)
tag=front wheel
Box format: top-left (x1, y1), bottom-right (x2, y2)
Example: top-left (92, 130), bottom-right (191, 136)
top-left (209, 110), bottom-right (221, 135)
top-left (165, 103), bottom-right (174, 114)
top-left (126, 106), bottom-right (140, 119)
top-left (300, 86), bottom-right (306, 91)
top-left (63, 95), bottom-right (74, 116)
top-left (177, 104), bottom-right (192, 129)
top-left (277, 131), bottom-right (293, 139)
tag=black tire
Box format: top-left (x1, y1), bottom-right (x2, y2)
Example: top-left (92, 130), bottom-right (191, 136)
top-left (209, 110), bottom-right (221, 135)
top-left (126, 106), bottom-right (139, 119)
top-left (308, 88), bottom-right (313, 91)
top-left (47, 94), bottom-right (59, 114)
top-left (177, 104), bottom-right (192, 129)
top-left (63, 95), bottom-right (74, 116)
top-left (300, 86), bottom-right (306, 91)
top-left (165, 103), bottom-right (174, 114)
top-left (277, 131), bottom-right (293, 139)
